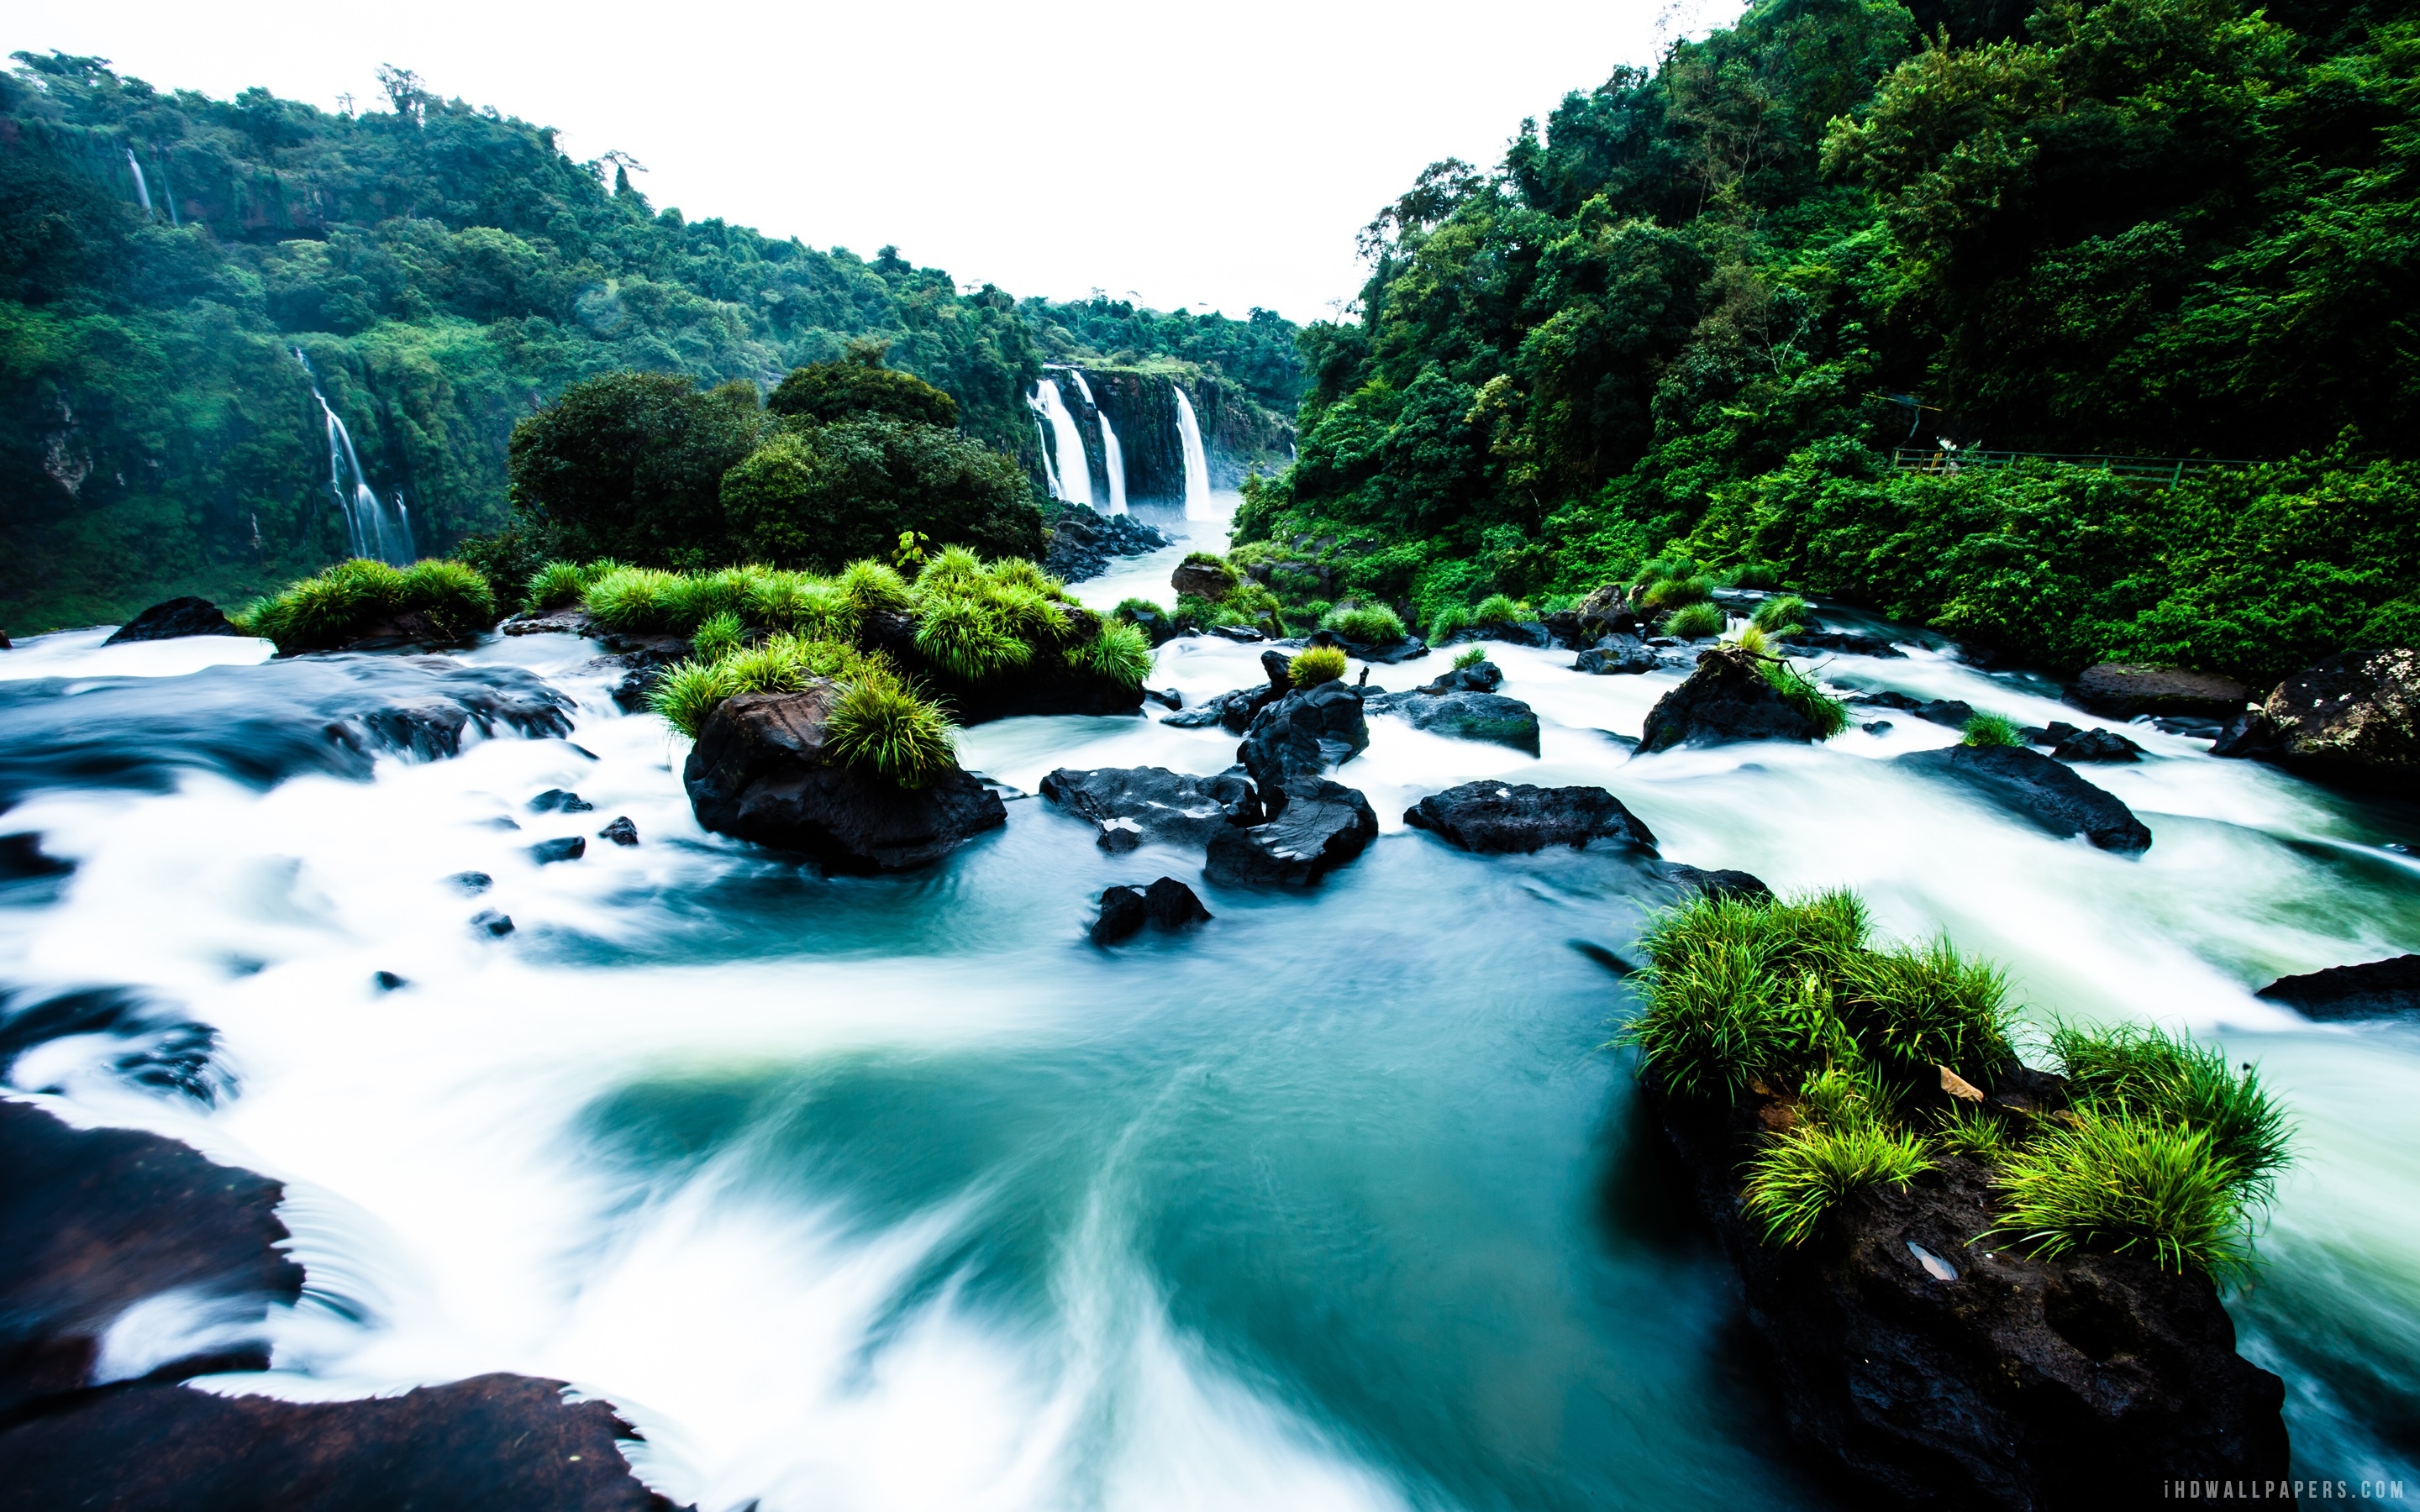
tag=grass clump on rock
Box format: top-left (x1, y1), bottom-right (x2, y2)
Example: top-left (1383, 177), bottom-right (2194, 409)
top-left (522, 558), bottom-right (623, 613)
top-left (1665, 601), bottom-right (1728, 639)
top-left (1757, 656), bottom-right (1849, 738)
top-left (238, 558), bottom-right (497, 653)
top-left (1751, 595), bottom-right (1811, 635)
top-left (1963, 712), bottom-right (2026, 748)
top-left (1323, 602), bottom-right (1406, 643)
top-left (1453, 644), bottom-right (1490, 670)
top-left (1620, 887), bottom-right (2291, 1274)
top-left (1289, 644), bottom-right (1350, 686)
top-left (1065, 621), bottom-right (1155, 685)
top-left (824, 660), bottom-right (959, 788)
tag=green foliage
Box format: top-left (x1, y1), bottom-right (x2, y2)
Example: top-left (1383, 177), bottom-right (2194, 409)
top-left (1471, 593), bottom-right (1525, 626)
top-left (238, 557), bottom-right (495, 652)
top-left (1625, 890), bottom-right (1870, 1101)
top-left (1743, 1118), bottom-right (1936, 1248)
top-left (522, 558), bottom-right (620, 614)
top-left (766, 350), bottom-right (957, 428)
top-left (2048, 1021), bottom-right (2293, 1199)
top-left (1113, 596), bottom-right (1160, 622)
top-left (507, 371), bottom-right (765, 566)
top-left (647, 630), bottom-right (867, 738)
top-left (1751, 595), bottom-right (1810, 633)
top-left (823, 659), bottom-right (959, 788)
top-left (1288, 644), bottom-right (1349, 685)
top-left (691, 610), bottom-right (746, 662)
top-left (1990, 1108), bottom-right (2257, 1279)
top-left (838, 559), bottom-right (913, 617)
top-left (649, 659), bottom-right (739, 740)
top-left (1664, 601), bottom-right (1727, 638)
top-left (1453, 644), bottom-right (1490, 670)
top-left (1322, 602), bottom-right (1406, 643)
top-left (1639, 577), bottom-right (1714, 612)
top-left (1842, 938), bottom-right (2018, 1083)
top-left (1065, 620), bottom-right (1155, 686)
top-left (721, 416), bottom-right (1042, 571)
top-left (1962, 712), bottom-right (2024, 748)
top-left (1756, 655), bottom-right (1849, 738)
top-left (913, 593), bottom-right (1033, 680)
top-left (1933, 1103), bottom-right (2014, 1163)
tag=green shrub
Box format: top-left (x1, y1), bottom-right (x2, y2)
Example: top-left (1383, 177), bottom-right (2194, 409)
top-left (2049, 1021), bottom-right (2293, 1196)
top-left (1625, 937), bottom-right (1842, 1101)
top-left (824, 663), bottom-right (959, 788)
top-left (1472, 593), bottom-right (1525, 626)
top-left (1990, 1108), bottom-right (2255, 1278)
top-left (1757, 657), bottom-right (1849, 738)
top-left (1743, 1120), bottom-right (1935, 1247)
top-left (916, 544), bottom-right (990, 596)
top-left (239, 558), bottom-right (497, 653)
top-left (1933, 1104), bottom-right (2014, 1163)
top-left (1428, 603), bottom-right (1472, 641)
top-left (1453, 645), bottom-right (1490, 670)
top-left (986, 557), bottom-right (1062, 596)
top-left (1751, 594), bottom-right (1811, 633)
top-left (982, 580), bottom-right (1072, 643)
top-left (744, 572), bottom-right (851, 638)
top-left (523, 559), bottom-right (617, 613)
top-left (913, 594), bottom-right (1032, 680)
top-left (583, 565), bottom-right (688, 630)
top-left (1844, 937), bottom-right (2018, 1082)
top-left (838, 559), bottom-right (914, 617)
top-left (650, 659), bottom-right (739, 738)
top-left (1665, 601), bottom-right (1728, 638)
top-left (1962, 713), bottom-right (2025, 748)
top-left (1640, 575), bottom-right (1714, 611)
top-left (1065, 621), bottom-right (1155, 685)
top-left (1323, 602), bottom-right (1406, 643)
top-left (1113, 596), bottom-right (1161, 622)
top-left (1728, 562), bottom-right (1784, 591)
top-left (691, 610), bottom-right (747, 662)
top-left (1289, 644), bottom-right (1349, 685)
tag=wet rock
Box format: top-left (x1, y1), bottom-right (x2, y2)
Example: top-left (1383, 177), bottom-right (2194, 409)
top-left (471, 909), bottom-right (515, 937)
top-left (1340, 634), bottom-right (1431, 665)
top-left (1898, 744), bottom-right (2152, 853)
top-left (1644, 861), bottom-right (1774, 900)
top-left (1850, 691), bottom-right (1974, 729)
top-left (1416, 660), bottom-right (1504, 695)
top-left (501, 606), bottom-right (601, 637)
top-left (683, 685), bottom-right (1006, 872)
top-left (1403, 782), bottom-right (1656, 853)
top-left (372, 970), bottom-right (408, 991)
top-left (1203, 779), bottom-right (1378, 887)
top-left (529, 788), bottom-right (592, 813)
top-left (2209, 709), bottom-right (2285, 761)
top-left (1861, 720), bottom-right (1894, 735)
top-left (448, 870), bottom-right (493, 895)
top-left (1038, 766), bottom-right (1260, 849)
top-left (1780, 630), bottom-right (1904, 659)
top-left (2241, 647), bottom-right (2420, 789)
top-left (1209, 623), bottom-right (1268, 643)
top-left (852, 609), bottom-right (1143, 723)
top-left (597, 816), bottom-right (639, 847)
top-left (1090, 876), bottom-right (1213, 944)
top-left (1044, 503), bottom-right (1171, 583)
top-left (2050, 727), bottom-right (2144, 763)
top-left (527, 837), bottom-right (586, 865)
top-left (1455, 618), bottom-right (1554, 648)
top-left (0, 1100), bottom-right (303, 1419)
top-left (1142, 686), bottom-right (1181, 710)
top-left (1573, 583), bottom-right (1642, 641)
top-left (1365, 690), bottom-right (1543, 755)
top-left (1574, 635), bottom-right (1656, 675)
top-left (1638, 645), bottom-right (1819, 752)
top-left (1171, 556), bottom-right (1238, 600)
top-left (103, 597), bottom-right (237, 645)
top-left (1239, 681), bottom-right (1370, 794)
top-left (2069, 662), bottom-right (2252, 721)
top-left (2254, 954), bottom-right (2420, 1021)
top-left (0, 832), bottom-right (74, 881)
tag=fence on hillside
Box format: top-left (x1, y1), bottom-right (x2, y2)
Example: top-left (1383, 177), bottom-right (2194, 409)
top-left (1890, 449), bottom-right (2261, 485)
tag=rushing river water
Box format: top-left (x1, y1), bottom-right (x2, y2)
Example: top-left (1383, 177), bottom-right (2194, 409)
top-left (2, 534), bottom-right (2415, 1505)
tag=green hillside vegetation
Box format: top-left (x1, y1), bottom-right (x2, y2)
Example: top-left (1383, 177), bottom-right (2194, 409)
top-left (1234, 0), bottom-right (2420, 685)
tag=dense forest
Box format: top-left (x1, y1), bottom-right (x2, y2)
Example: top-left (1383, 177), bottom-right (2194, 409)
top-left (1237, 0), bottom-right (2419, 685)
top-left (0, 54), bottom-right (1295, 632)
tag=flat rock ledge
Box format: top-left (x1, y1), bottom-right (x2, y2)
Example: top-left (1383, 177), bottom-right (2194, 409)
top-left (1644, 1077), bottom-right (2291, 1509)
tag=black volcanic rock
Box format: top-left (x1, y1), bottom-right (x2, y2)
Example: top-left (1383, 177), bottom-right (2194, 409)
top-left (1238, 680), bottom-right (1369, 795)
top-left (1405, 782), bottom-right (1655, 853)
top-left (1574, 635), bottom-right (1656, 675)
top-left (1366, 689), bottom-right (1544, 754)
top-left (2254, 953), bottom-right (2420, 1021)
top-left (1203, 779), bottom-right (1378, 887)
top-left (103, 597), bottom-right (236, 645)
top-left (1898, 743), bottom-right (2152, 853)
top-left (1038, 765), bottom-right (1260, 849)
top-left (1091, 876), bottom-right (1213, 944)
top-left (1639, 646), bottom-right (1820, 751)
top-left (1044, 503), bottom-right (1171, 583)
top-left (2069, 662), bottom-right (2251, 721)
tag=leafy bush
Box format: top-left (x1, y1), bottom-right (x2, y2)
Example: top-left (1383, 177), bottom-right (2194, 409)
top-left (1665, 601), bottom-right (1727, 638)
top-left (1757, 657), bottom-right (1849, 738)
top-left (1743, 1120), bottom-right (1936, 1247)
top-left (823, 662), bottom-right (959, 788)
top-left (691, 610), bottom-right (747, 662)
top-left (1962, 713), bottom-right (2025, 748)
top-left (913, 593), bottom-right (1033, 680)
top-left (1323, 602), bottom-right (1407, 643)
top-left (721, 417), bottom-right (1043, 571)
top-left (239, 559), bottom-right (497, 653)
top-left (1065, 621), bottom-right (1155, 685)
top-left (1990, 1108), bottom-right (2256, 1278)
top-left (1751, 595), bottom-right (1810, 634)
top-left (1289, 644), bottom-right (1349, 685)
top-left (1453, 645), bottom-right (1490, 670)
top-left (765, 351), bottom-right (958, 429)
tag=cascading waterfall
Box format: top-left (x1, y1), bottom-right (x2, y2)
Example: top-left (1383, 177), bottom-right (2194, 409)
top-left (1027, 375), bottom-right (1092, 508)
top-left (159, 155), bottom-right (179, 227)
top-left (1032, 420), bottom-right (1064, 499)
top-left (295, 349), bottom-right (416, 564)
top-left (1173, 386), bottom-right (1213, 519)
top-left (1097, 407), bottom-right (1129, 516)
top-left (124, 148), bottom-right (154, 218)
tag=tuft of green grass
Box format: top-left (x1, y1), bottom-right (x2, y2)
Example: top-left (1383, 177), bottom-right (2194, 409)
top-left (2049, 1021), bottom-right (2293, 1197)
top-left (1989, 1107), bottom-right (2255, 1278)
top-left (1756, 656), bottom-right (1849, 739)
top-left (915, 544), bottom-right (989, 596)
top-left (1427, 603), bottom-right (1471, 641)
top-left (522, 559), bottom-right (623, 614)
top-left (1639, 575), bottom-right (1714, 611)
top-left (1472, 593), bottom-right (1526, 626)
top-left (1065, 620), bottom-right (1155, 685)
top-left (1289, 644), bottom-right (1349, 686)
top-left (1933, 1103), bottom-right (2014, 1163)
top-left (913, 594), bottom-right (1033, 680)
top-left (1844, 937), bottom-right (2019, 1083)
top-left (1453, 644), bottom-right (1490, 670)
top-left (1323, 602), bottom-right (1406, 643)
top-left (1743, 1121), bottom-right (1936, 1247)
top-left (982, 580), bottom-right (1072, 643)
top-left (1751, 594), bottom-right (1811, 634)
top-left (650, 659), bottom-right (739, 739)
top-left (1665, 601), bottom-right (1727, 638)
top-left (691, 610), bottom-right (747, 663)
top-left (824, 662), bottom-right (959, 788)
top-left (986, 557), bottom-right (1063, 596)
top-left (239, 558), bottom-right (496, 652)
top-left (838, 559), bottom-right (914, 617)
top-left (583, 565), bottom-right (688, 631)
top-left (746, 572), bottom-right (855, 639)
top-left (1728, 562), bottom-right (1784, 591)
top-left (1113, 596), bottom-right (1161, 622)
top-left (1962, 712), bottom-right (2025, 748)
top-left (1624, 939), bottom-right (1842, 1102)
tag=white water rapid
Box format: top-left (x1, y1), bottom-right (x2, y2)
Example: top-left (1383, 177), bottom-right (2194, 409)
top-left (1028, 376), bottom-right (1092, 508)
top-left (0, 603), bottom-right (2413, 1506)
top-left (295, 350), bottom-right (416, 564)
top-left (1173, 387), bottom-right (1213, 519)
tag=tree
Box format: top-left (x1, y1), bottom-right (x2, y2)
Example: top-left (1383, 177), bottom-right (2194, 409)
top-left (721, 417), bottom-right (1041, 570)
top-left (765, 342), bottom-right (959, 429)
top-left (505, 372), bottom-right (764, 565)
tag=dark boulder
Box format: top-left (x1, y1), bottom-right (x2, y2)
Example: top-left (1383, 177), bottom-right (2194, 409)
top-left (1457, 618), bottom-right (1554, 648)
top-left (1044, 503), bottom-right (1171, 583)
top-left (1898, 744), bottom-right (2152, 853)
top-left (1644, 861), bottom-right (1774, 900)
top-left (2254, 954), bottom-right (2420, 1021)
top-left (1161, 685), bottom-right (1281, 732)
top-left (1340, 634), bottom-right (1431, 664)
top-left (527, 836), bottom-right (586, 865)
top-left (1574, 635), bottom-right (1656, 675)
top-left (1572, 583), bottom-right (1642, 641)
top-left (1416, 660), bottom-right (1504, 695)
top-left (1238, 681), bottom-right (1370, 795)
top-left (1171, 556), bottom-right (1237, 600)
top-left (103, 597), bottom-right (236, 645)
top-left (447, 870), bottom-right (493, 894)
top-left (1639, 646), bottom-right (1819, 752)
top-left (1646, 1081), bottom-right (2291, 1509)
top-left (2069, 663), bottom-right (2251, 721)
top-left (2209, 710), bottom-right (2284, 760)
top-left (1038, 765), bottom-right (1260, 849)
top-left (683, 686), bottom-right (1006, 871)
top-left (2050, 726), bottom-right (2144, 763)
top-left (1209, 623), bottom-right (1268, 643)
top-left (1090, 876), bottom-right (1213, 944)
top-left (529, 789), bottom-right (592, 813)
top-left (1203, 779), bottom-right (1378, 887)
top-left (1365, 690), bottom-right (1543, 755)
top-left (1403, 782), bottom-right (1655, 853)
top-left (1781, 630), bottom-right (1904, 659)
top-left (2232, 647), bottom-right (2420, 789)
top-left (1850, 691), bottom-right (1975, 729)
top-left (471, 909), bottom-right (515, 936)
top-left (597, 816), bottom-right (639, 846)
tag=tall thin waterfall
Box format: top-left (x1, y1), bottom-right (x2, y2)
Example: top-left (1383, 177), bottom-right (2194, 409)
top-left (124, 149), bottom-right (154, 218)
top-left (1174, 386), bottom-right (1213, 519)
top-left (295, 349), bottom-right (416, 564)
top-left (1027, 376), bottom-right (1092, 507)
top-left (1066, 370), bottom-right (1097, 407)
top-left (160, 156), bottom-right (179, 227)
top-left (1097, 408), bottom-right (1128, 515)
top-left (1032, 419), bottom-right (1063, 499)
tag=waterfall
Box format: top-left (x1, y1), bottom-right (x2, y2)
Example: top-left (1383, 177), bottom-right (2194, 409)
top-left (295, 349), bottom-right (416, 564)
top-left (1066, 370), bottom-right (1097, 407)
top-left (1097, 409), bottom-right (1128, 516)
top-left (1174, 386), bottom-right (1213, 519)
top-left (124, 149), bottom-right (153, 218)
top-left (160, 155), bottom-right (180, 227)
top-left (1026, 376), bottom-right (1092, 508)
top-left (1032, 419), bottom-right (1063, 500)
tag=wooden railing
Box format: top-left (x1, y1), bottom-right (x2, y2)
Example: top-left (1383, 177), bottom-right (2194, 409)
top-left (1890, 449), bottom-right (2260, 484)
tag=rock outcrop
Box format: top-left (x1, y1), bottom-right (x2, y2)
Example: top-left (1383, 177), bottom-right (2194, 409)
top-left (103, 597), bottom-right (237, 645)
top-left (683, 685), bottom-right (1006, 871)
top-left (1898, 744), bottom-right (2153, 853)
top-left (1203, 779), bottom-right (1378, 886)
top-left (1638, 645), bottom-right (1818, 751)
top-left (1781, 629), bottom-right (1905, 658)
top-left (1365, 690), bottom-right (1544, 754)
top-left (2254, 953), bottom-right (2420, 1021)
top-left (2069, 663), bottom-right (2251, 721)
top-left (1645, 1078), bottom-right (2291, 1509)
top-left (1044, 503), bottom-right (1171, 584)
top-left (1403, 782), bottom-right (1655, 853)
top-left (1090, 877), bottom-right (1213, 944)
top-left (1574, 635), bottom-right (1656, 675)
top-left (2041, 722), bottom-right (2144, 763)
top-left (1238, 680), bottom-right (1370, 795)
top-left (1038, 765), bottom-right (1260, 848)
top-left (2213, 648), bottom-right (2420, 789)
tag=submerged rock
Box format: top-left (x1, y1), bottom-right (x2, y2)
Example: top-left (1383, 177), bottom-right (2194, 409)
top-left (103, 597), bottom-right (237, 645)
top-left (684, 685), bottom-right (1006, 872)
top-left (529, 788), bottom-right (592, 813)
top-left (1365, 690), bottom-right (1544, 755)
top-left (2048, 725), bottom-right (2144, 763)
top-left (1780, 629), bottom-right (1904, 658)
top-left (1204, 779), bottom-right (1379, 887)
top-left (1415, 660), bottom-right (1503, 695)
top-left (2221, 648), bottom-right (2420, 789)
top-left (1898, 744), bottom-right (2152, 853)
top-left (1403, 782), bottom-right (1655, 853)
top-left (528, 836), bottom-right (586, 865)
top-left (1638, 645), bottom-right (1818, 752)
top-left (471, 909), bottom-right (515, 937)
top-left (1644, 861), bottom-right (1774, 900)
top-left (1574, 635), bottom-right (1656, 675)
top-left (2069, 662), bottom-right (2251, 721)
top-left (2254, 953), bottom-right (2420, 1021)
top-left (1090, 876), bottom-right (1214, 944)
top-left (1038, 765), bottom-right (1260, 849)
top-left (597, 816), bottom-right (639, 847)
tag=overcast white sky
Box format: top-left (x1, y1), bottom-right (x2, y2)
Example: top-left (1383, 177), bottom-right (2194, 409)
top-left (10, 0), bottom-right (1743, 323)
